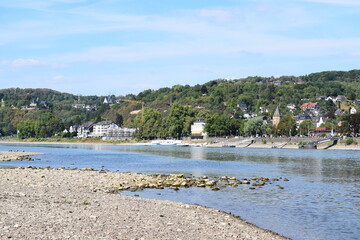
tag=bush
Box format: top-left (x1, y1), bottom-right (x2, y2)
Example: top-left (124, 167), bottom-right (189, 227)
top-left (345, 138), bottom-right (358, 145)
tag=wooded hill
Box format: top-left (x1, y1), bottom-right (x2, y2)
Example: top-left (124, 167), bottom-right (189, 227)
top-left (1, 69), bottom-right (360, 138)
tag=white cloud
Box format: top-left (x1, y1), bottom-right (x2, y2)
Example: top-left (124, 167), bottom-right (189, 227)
top-left (300, 0), bottom-right (360, 5)
top-left (11, 59), bottom-right (46, 67)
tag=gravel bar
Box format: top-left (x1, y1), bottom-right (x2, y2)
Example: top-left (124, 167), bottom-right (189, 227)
top-left (0, 166), bottom-right (290, 240)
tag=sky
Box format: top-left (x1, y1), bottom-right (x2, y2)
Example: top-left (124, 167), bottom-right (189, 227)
top-left (1, 0), bottom-right (360, 96)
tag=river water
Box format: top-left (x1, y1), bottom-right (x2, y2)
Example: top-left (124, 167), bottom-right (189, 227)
top-left (0, 143), bottom-right (359, 240)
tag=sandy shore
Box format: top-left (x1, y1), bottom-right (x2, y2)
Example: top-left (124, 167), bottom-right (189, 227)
top-left (0, 166), bottom-right (289, 240)
top-left (0, 150), bottom-right (46, 161)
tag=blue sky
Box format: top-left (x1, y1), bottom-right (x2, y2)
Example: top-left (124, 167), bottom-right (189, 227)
top-left (1, 0), bottom-right (360, 96)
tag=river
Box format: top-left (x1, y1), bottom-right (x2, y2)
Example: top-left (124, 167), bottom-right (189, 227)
top-left (0, 143), bottom-right (359, 240)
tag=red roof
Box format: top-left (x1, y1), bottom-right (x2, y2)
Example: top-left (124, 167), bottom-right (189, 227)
top-left (300, 102), bottom-right (319, 110)
top-left (309, 127), bottom-right (330, 133)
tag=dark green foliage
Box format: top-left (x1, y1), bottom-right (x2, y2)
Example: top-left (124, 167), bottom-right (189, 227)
top-left (115, 113), bottom-right (123, 127)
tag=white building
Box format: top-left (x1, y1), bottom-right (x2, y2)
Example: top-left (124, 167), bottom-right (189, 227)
top-left (316, 117), bottom-right (324, 128)
top-left (350, 107), bottom-right (357, 114)
top-left (103, 96), bottom-right (113, 104)
top-left (104, 127), bottom-right (137, 140)
top-left (191, 119), bottom-right (207, 139)
top-left (77, 122), bottom-right (94, 138)
top-left (91, 121), bottom-right (119, 137)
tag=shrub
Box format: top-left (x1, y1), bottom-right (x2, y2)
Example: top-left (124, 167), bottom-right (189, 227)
top-left (345, 138), bottom-right (358, 145)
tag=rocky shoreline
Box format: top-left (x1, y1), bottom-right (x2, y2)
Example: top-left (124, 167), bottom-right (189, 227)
top-left (0, 150), bottom-right (45, 161)
top-left (0, 164), bottom-right (289, 239)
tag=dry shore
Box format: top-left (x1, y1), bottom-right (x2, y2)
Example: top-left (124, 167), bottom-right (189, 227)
top-left (0, 166), bottom-right (289, 240)
top-left (0, 150), bottom-right (45, 161)
top-left (2, 138), bottom-right (360, 150)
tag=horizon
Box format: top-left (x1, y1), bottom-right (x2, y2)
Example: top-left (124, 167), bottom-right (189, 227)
top-left (1, 0), bottom-right (360, 96)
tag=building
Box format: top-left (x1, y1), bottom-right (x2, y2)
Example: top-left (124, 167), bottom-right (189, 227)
top-left (300, 102), bottom-right (320, 111)
top-left (286, 104), bottom-right (296, 112)
top-left (349, 107), bottom-right (357, 114)
top-left (103, 96), bottom-right (113, 104)
top-left (309, 127), bottom-right (333, 137)
top-left (77, 122), bottom-right (94, 138)
top-left (237, 103), bottom-right (248, 113)
top-left (316, 117), bottom-right (325, 128)
top-left (104, 127), bottom-right (137, 140)
top-left (336, 95), bottom-right (348, 103)
top-left (295, 114), bottom-right (312, 125)
top-left (190, 119), bottom-right (207, 139)
top-left (272, 106), bottom-right (281, 126)
top-left (91, 121), bottom-right (119, 137)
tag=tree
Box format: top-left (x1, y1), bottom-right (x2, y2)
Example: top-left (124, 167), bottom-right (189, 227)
top-left (115, 113), bottom-right (123, 127)
top-left (17, 120), bottom-right (36, 139)
top-left (243, 117), bottom-right (267, 137)
top-left (348, 113), bottom-right (360, 136)
top-left (276, 115), bottom-right (297, 136)
top-left (135, 108), bottom-right (163, 139)
top-left (168, 103), bottom-right (195, 139)
top-left (298, 120), bottom-right (315, 136)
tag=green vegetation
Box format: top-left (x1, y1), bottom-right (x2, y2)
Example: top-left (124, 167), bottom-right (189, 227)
top-left (1, 69), bottom-right (360, 139)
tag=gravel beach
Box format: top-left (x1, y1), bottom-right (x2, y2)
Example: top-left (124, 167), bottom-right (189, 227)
top-left (0, 151), bottom-right (45, 161)
top-left (0, 164), bottom-right (289, 240)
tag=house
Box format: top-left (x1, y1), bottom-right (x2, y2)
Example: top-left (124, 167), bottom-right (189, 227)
top-left (334, 109), bottom-right (345, 116)
top-left (85, 105), bottom-right (97, 112)
top-left (353, 99), bottom-right (360, 105)
top-left (72, 104), bottom-right (97, 111)
top-left (259, 106), bottom-right (268, 113)
top-left (349, 107), bottom-right (357, 114)
top-left (300, 102), bottom-right (320, 111)
top-left (77, 122), bottom-right (94, 138)
top-left (272, 106), bottom-right (281, 126)
top-left (237, 103), bottom-right (248, 112)
top-left (286, 104), bottom-right (296, 112)
top-left (103, 96), bottom-right (113, 104)
top-left (336, 95), bottom-right (348, 103)
top-left (72, 104), bottom-right (86, 109)
top-left (190, 119), bottom-right (207, 139)
top-left (317, 96), bottom-right (327, 101)
top-left (29, 100), bottom-right (38, 107)
top-left (295, 114), bottom-right (312, 125)
top-left (316, 117), bottom-right (325, 128)
top-left (69, 124), bottom-right (80, 133)
top-left (90, 121), bottom-right (119, 137)
top-left (29, 98), bottom-right (48, 108)
top-left (326, 96), bottom-right (337, 103)
top-left (309, 127), bottom-right (334, 137)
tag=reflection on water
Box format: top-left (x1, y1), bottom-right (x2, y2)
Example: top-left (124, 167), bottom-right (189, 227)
top-left (0, 143), bottom-right (359, 240)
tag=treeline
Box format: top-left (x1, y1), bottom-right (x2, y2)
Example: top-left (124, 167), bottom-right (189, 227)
top-left (1, 69), bottom-right (360, 138)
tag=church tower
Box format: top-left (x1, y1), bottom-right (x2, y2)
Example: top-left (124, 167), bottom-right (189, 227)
top-left (272, 106), bottom-right (281, 126)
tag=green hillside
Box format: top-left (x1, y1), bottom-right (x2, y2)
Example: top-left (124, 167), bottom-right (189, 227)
top-left (1, 69), bottom-right (360, 138)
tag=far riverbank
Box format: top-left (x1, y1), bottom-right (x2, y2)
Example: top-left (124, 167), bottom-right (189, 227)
top-left (2, 136), bottom-right (359, 150)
